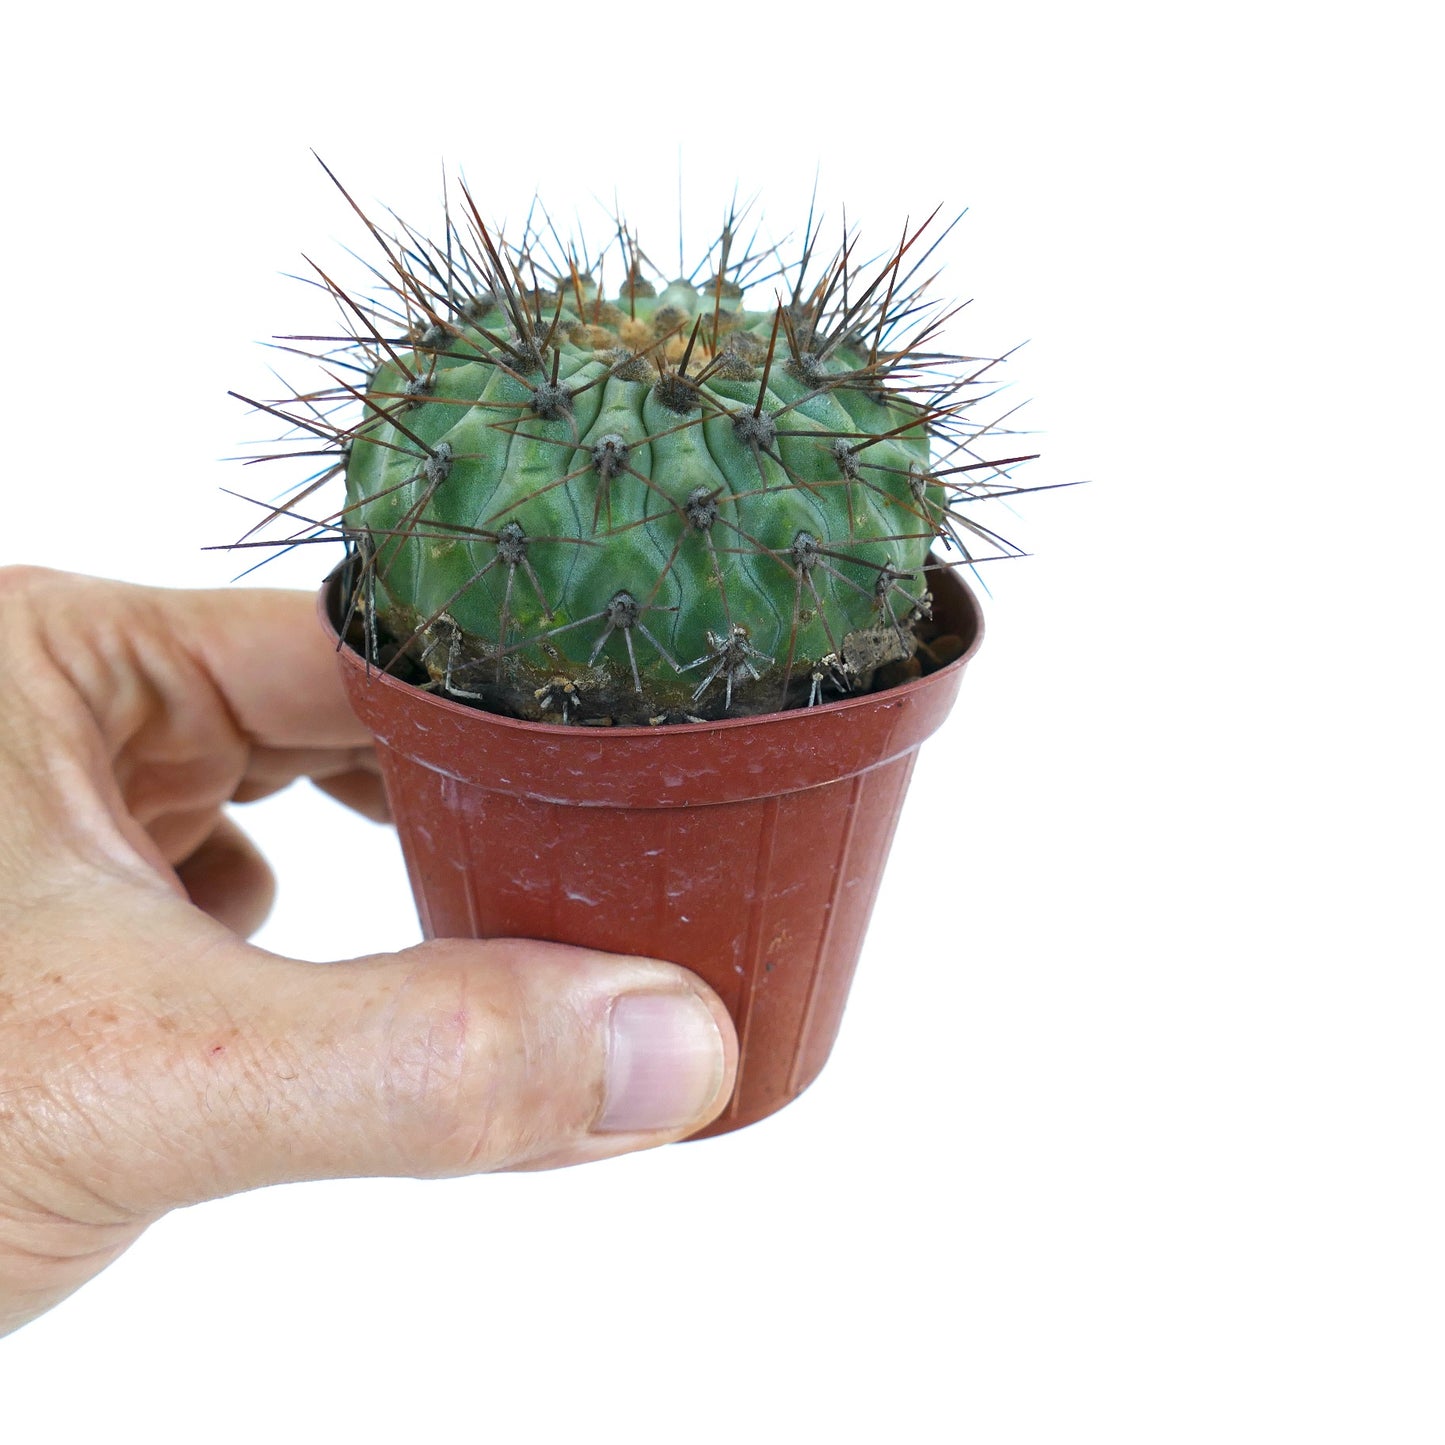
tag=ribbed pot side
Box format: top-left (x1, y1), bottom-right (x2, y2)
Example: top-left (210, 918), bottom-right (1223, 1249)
top-left (322, 565), bottom-right (983, 1138)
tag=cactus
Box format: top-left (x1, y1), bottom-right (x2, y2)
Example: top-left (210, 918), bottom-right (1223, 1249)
top-left (232, 168), bottom-right (1043, 724)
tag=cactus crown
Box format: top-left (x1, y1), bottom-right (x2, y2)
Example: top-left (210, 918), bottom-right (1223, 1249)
top-left (230, 165), bottom-right (1044, 724)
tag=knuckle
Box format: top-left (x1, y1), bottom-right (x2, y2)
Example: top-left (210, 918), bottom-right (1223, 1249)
top-left (377, 953), bottom-right (491, 1173)
top-left (377, 945), bottom-right (588, 1175)
top-left (0, 564), bottom-right (59, 601)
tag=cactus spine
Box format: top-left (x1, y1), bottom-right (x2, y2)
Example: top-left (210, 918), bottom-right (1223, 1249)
top-left (235, 170), bottom-right (1039, 724)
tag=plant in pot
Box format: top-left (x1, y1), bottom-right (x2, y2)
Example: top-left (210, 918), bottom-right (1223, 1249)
top-left (230, 169), bottom-right (1046, 1137)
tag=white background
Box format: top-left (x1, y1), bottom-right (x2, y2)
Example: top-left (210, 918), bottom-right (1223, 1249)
top-left (1, 1), bottom-right (1439, 1440)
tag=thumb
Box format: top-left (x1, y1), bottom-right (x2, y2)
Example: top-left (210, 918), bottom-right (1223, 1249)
top-left (85, 928), bottom-right (737, 1213)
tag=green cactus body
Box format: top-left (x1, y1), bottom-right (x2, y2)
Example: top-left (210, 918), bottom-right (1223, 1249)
top-left (344, 282), bottom-right (940, 722)
top-left (238, 178), bottom-right (1036, 723)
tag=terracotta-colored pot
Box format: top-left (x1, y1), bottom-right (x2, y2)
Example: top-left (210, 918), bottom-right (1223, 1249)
top-left (320, 565), bottom-right (983, 1138)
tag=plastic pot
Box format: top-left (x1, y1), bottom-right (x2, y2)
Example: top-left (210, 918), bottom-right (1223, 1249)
top-left (320, 565), bottom-right (983, 1138)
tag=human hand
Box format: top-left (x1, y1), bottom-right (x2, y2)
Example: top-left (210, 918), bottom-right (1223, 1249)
top-left (0, 567), bottom-right (737, 1337)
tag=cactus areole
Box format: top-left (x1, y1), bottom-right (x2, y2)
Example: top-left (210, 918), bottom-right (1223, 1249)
top-left (236, 169), bottom-right (1038, 725)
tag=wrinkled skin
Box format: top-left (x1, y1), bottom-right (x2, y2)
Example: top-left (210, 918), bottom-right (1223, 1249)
top-left (0, 568), bottom-right (736, 1336)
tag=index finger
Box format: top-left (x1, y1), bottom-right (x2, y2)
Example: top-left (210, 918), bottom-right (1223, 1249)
top-left (149, 583), bottom-right (373, 752)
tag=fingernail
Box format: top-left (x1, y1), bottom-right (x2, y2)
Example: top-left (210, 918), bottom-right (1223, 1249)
top-left (596, 992), bottom-right (726, 1134)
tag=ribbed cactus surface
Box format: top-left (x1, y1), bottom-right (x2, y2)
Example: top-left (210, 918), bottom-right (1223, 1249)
top-left (236, 172), bottom-right (1038, 723)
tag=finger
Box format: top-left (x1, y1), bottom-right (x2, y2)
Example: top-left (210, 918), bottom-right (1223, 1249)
top-left (173, 815), bottom-right (276, 937)
top-left (308, 769), bottom-right (392, 823)
top-left (149, 585), bottom-right (372, 751)
top-left (198, 939), bottom-right (738, 1198)
top-left (143, 589), bottom-right (392, 821)
top-left (3, 570), bottom-right (369, 758)
top-left (229, 747), bottom-right (390, 823)
top-left (0, 572), bottom-right (381, 883)
top-left (37, 915), bottom-right (737, 1215)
